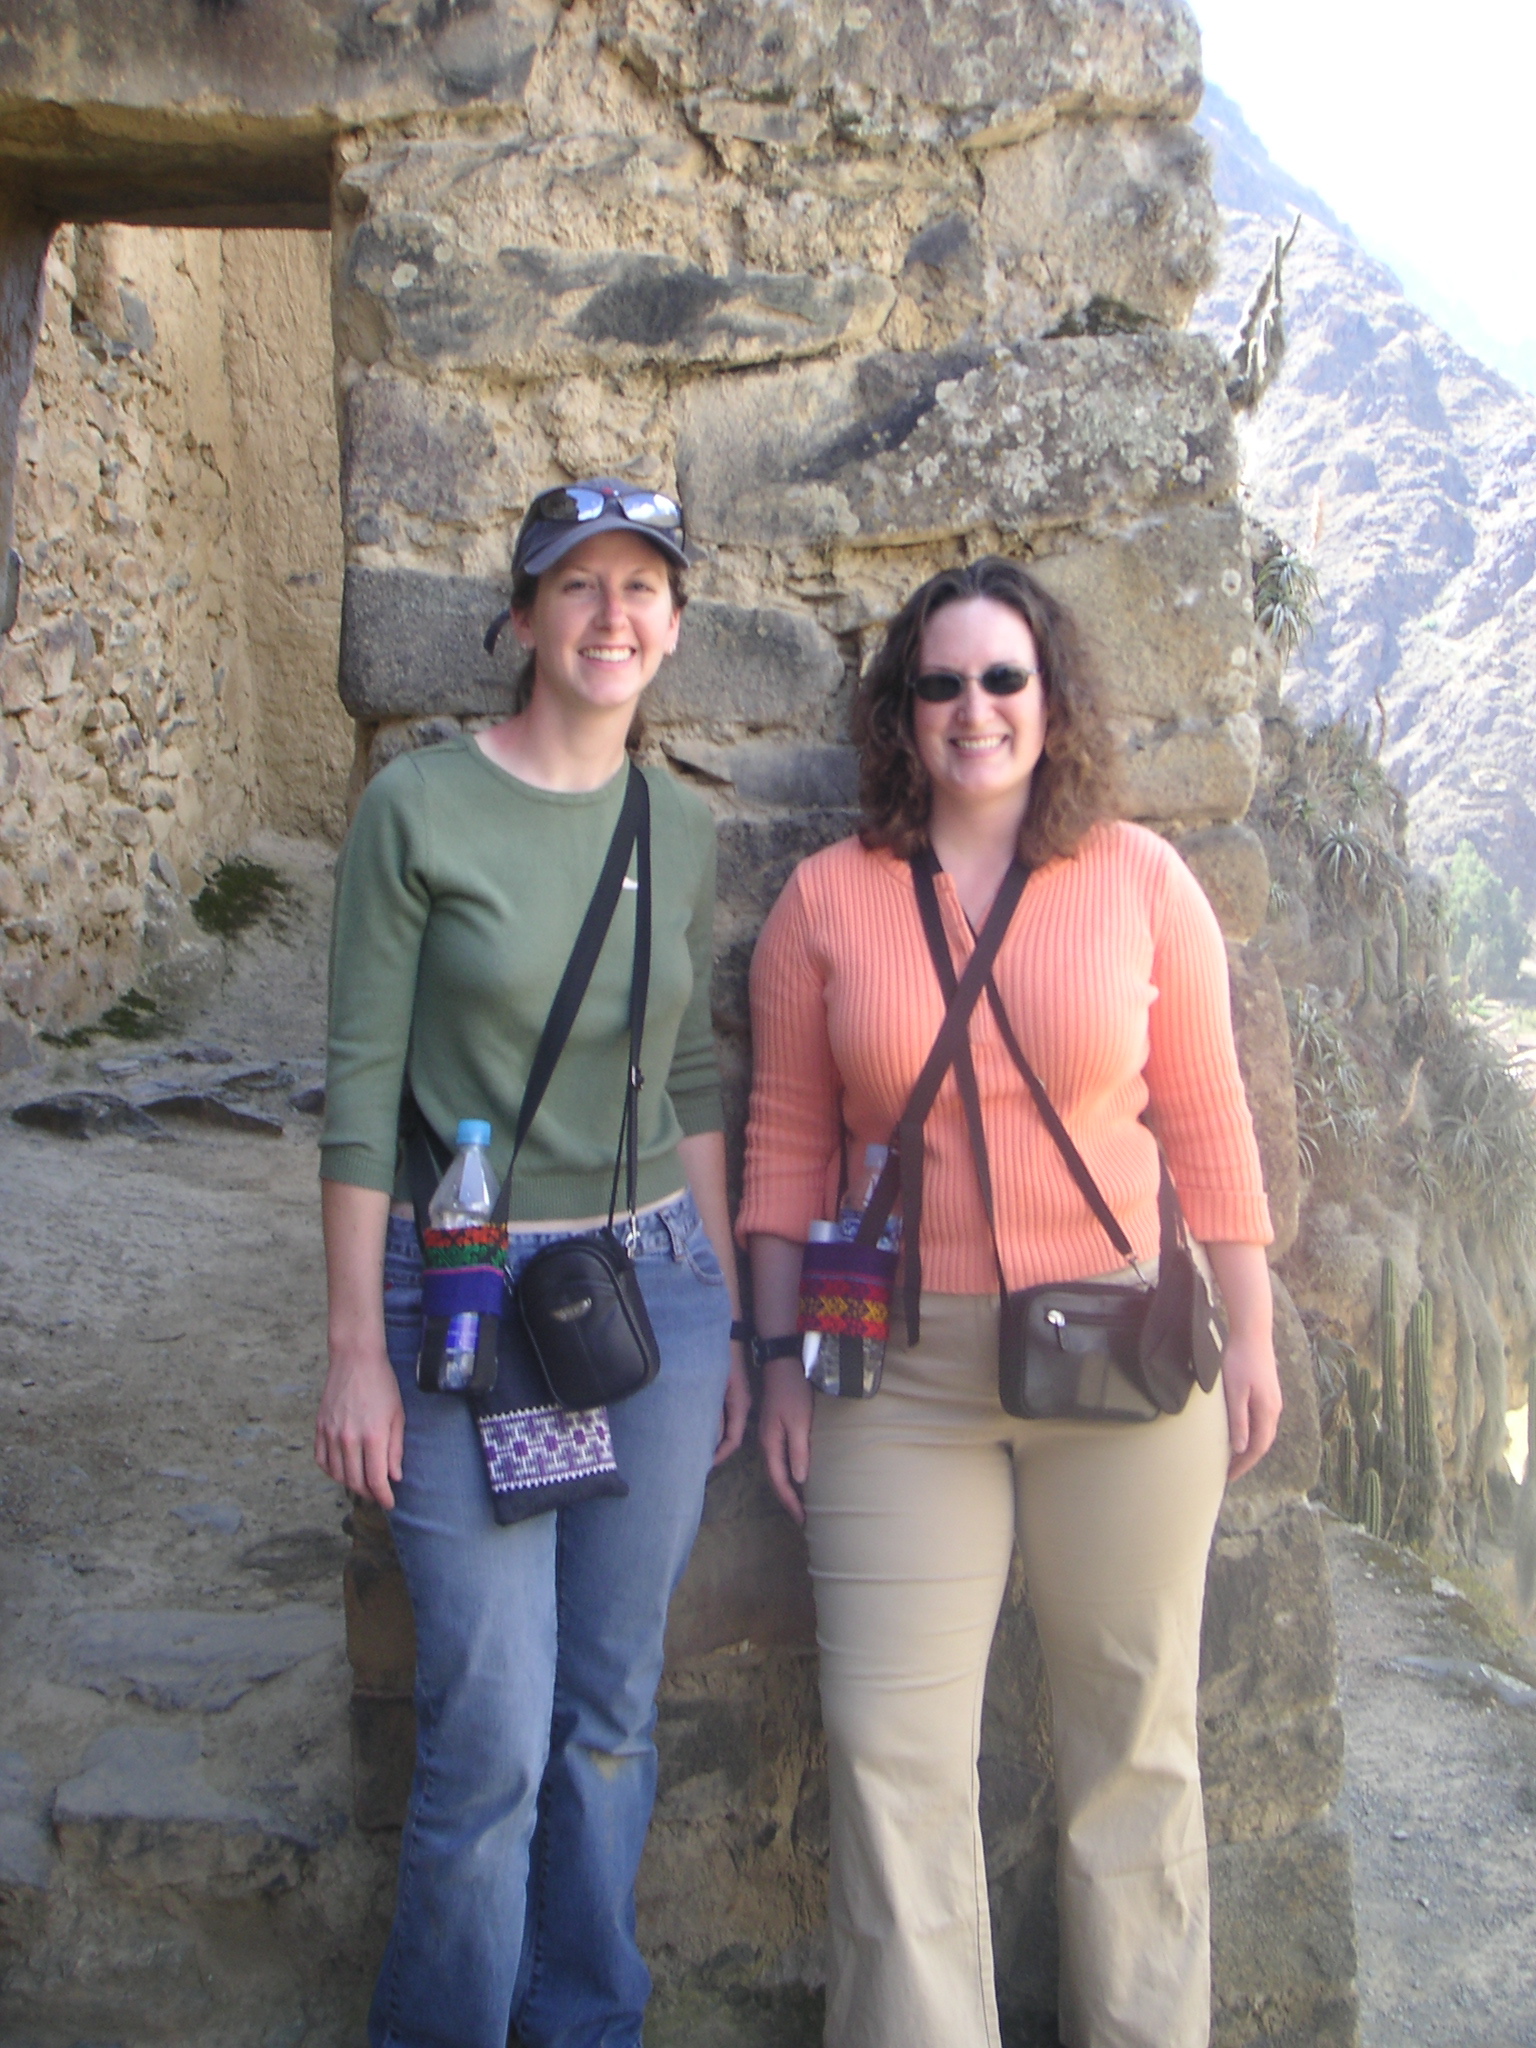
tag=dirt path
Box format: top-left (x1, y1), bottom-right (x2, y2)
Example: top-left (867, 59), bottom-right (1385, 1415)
top-left (1326, 1518), bottom-right (1536, 2048)
top-left (0, 835), bottom-right (392, 2046)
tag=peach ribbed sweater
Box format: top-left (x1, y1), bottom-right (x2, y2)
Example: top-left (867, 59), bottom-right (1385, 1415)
top-left (738, 824), bottom-right (1272, 1294)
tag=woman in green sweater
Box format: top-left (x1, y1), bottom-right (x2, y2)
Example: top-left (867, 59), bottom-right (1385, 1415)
top-left (315, 481), bottom-right (750, 2048)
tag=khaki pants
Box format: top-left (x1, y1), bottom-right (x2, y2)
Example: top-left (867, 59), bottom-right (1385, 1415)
top-left (805, 1292), bottom-right (1230, 2048)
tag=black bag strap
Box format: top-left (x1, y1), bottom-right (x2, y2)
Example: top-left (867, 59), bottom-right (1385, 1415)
top-left (401, 761), bottom-right (651, 1240)
top-left (910, 848), bottom-right (1181, 1286)
top-left (853, 852), bottom-right (1031, 1344)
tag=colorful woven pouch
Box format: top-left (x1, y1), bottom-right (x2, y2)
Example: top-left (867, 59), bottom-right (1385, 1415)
top-left (797, 1238), bottom-right (898, 1399)
top-left (417, 1223), bottom-right (505, 1394)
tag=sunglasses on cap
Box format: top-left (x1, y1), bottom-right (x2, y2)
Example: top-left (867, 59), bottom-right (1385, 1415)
top-left (519, 485), bottom-right (684, 549)
top-left (910, 663), bottom-right (1040, 704)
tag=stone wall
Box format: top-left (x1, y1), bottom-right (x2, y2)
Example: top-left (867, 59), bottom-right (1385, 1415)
top-left (329, 5), bottom-right (1355, 2042)
top-left (0, 221), bottom-right (348, 1062)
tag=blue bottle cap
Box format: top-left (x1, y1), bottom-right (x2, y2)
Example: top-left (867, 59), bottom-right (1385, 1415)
top-left (456, 1118), bottom-right (493, 1148)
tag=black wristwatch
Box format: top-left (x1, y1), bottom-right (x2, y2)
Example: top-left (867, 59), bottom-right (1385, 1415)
top-left (752, 1332), bottom-right (803, 1369)
top-left (729, 1319), bottom-right (752, 1347)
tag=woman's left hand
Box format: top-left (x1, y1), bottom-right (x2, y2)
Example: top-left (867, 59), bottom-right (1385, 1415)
top-left (1205, 1241), bottom-right (1282, 1482)
top-left (1219, 1326), bottom-right (1283, 1481)
top-left (714, 1342), bottom-right (752, 1467)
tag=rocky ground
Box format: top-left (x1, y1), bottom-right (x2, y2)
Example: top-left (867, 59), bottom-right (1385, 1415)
top-left (3, 834), bottom-right (1536, 2045)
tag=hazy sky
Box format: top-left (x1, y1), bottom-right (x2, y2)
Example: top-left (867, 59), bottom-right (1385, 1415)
top-left (1192, 0), bottom-right (1536, 394)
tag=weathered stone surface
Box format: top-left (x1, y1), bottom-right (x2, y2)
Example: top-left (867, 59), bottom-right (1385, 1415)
top-left (1175, 822), bottom-right (1269, 941)
top-left (351, 1695), bottom-right (416, 1835)
top-left (169, 1500), bottom-right (245, 1536)
top-left (1210, 1824), bottom-right (1359, 2048)
top-left (602, 0), bottom-right (1202, 146)
top-left (59, 1605), bottom-right (337, 1712)
top-left (0, 1), bottom-right (560, 222)
top-left (716, 812), bottom-right (859, 922)
top-left (1200, 1505), bottom-right (1344, 1841)
top-left (664, 739), bottom-right (859, 810)
top-left (11, 1091), bottom-right (169, 1140)
top-left (141, 1091), bottom-right (284, 1136)
top-left (667, 1460), bottom-right (817, 1661)
top-left (1227, 941), bottom-right (1302, 1259)
top-left (1031, 504), bottom-right (1256, 724)
top-left (339, 565), bottom-right (515, 720)
top-left (347, 218), bottom-right (894, 375)
top-left (340, 371), bottom-right (539, 545)
top-left (52, 1727), bottom-right (313, 1894)
top-left (0, 1750), bottom-right (51, 1890)
top-left (982, 117), bottom-right (1218, 335)
top-left (1222, 1276), bottom-right (1322, 1527)
top-left (648, 602), bottom-right (845, 732)
top-left (344, 1502), bottom-right (418, 1701)
top-left (676, 335), bottom-right (1237, 551)
top-left (1117, 713), bottom-right (1261, 825)
top-left (367, 714), bottom-right (467, 778)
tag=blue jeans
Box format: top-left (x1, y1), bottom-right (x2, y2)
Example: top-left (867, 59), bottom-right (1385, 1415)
top-left (369, 1189), bottom-right (732, 2048)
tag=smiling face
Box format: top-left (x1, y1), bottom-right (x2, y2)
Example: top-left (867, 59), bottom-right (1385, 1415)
top-left (512, 528), bottom-right (681, 721)
top-left (910, 595), bottom-right (1047, 827)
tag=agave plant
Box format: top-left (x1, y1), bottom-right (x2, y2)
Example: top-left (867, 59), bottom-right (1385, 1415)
top-left (1254, 539), bottom-right (1320, 662)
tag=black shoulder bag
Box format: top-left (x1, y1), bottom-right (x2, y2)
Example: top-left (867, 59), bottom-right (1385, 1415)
top-left (907, 849), bottom-right (1225, 1421)
top-left (403, 761), bottom-right (660, 1411)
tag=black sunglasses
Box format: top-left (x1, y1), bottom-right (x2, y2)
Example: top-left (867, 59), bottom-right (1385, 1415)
top-left (910, 663), bottom-right (1040, 704)
top-left (523, 485), bottom-right (684, 539)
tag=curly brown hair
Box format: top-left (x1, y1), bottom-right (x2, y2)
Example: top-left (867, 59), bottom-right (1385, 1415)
top-left (852, 556), bottom-right (1118, 867)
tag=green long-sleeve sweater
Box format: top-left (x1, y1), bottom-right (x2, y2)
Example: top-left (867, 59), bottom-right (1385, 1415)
top-left (321, 738), bottom-right (722, 1220)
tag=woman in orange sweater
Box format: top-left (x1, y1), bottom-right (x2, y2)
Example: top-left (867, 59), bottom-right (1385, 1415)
top-left (740, 558), bottom-right (1280, 2048)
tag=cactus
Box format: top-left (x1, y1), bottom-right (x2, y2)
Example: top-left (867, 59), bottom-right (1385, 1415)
top-left (1334, 1419), bottom-right (1355, 1511)
top-left (1356, 1464), bottom-right (1384, 1537)
top-left (1346, 1354), bottom-right (1379, 1453)
top-left (1405, 1290), bottom-right (1436, 1474)
top-left (1396, 894), bottom-right (1411, 997)
top-left (1379, 1259), bottom-right (1402, 1453)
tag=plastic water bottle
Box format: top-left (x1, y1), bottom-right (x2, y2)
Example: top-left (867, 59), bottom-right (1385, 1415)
top-left (838, 1143), bottom-right (902, 1253)
top-left (427, 1119), bottom-right (498, 1392)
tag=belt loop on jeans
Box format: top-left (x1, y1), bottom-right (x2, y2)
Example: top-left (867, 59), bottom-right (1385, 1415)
top-left (660, 1195), bottom-right (690, 1261)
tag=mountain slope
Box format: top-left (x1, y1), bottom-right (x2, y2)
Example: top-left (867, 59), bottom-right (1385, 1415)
top-left (1194, 88), bottom-right (1536, 895)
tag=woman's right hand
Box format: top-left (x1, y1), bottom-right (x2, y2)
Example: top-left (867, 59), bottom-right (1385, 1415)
top-left (315, 1342), bottom-right (406, 1510)
top-left (758, 1356), bottom-right (814, 1524)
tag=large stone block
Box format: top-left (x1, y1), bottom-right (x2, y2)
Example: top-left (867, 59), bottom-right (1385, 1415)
top-left (649, 602), bottom-right (846, 731)
top-left (716, 811), bottom-right (858, 921)
top-left (1223, 1276), bottom-right (1322, 1525)
top-left (340, 565), bottom-right (516, 720)
top-left (1200, 1504), bottom-right (1343, 1841)
top-left (52, 1727), bottom-right (313, 1896)
top-left (667, 1458), bottom-right (817, 1661)
top-left (601, 0), bottom-right (1202, 146)
top-left (982, 117), bottom-right (1218, 335)
top-left (1030, 505), bottom-right (1256, 725)
top-left (675, 335), bottom-right (1237, 551)
top-left (57, 1606), bottom-right (337, 1713)
top-left (1226, 941), bottom-right (1302, 1259)
top-left (1175, 823), bottom-right (1269, 941)
top-left (1210, 1824), bottom-right (1359, 2047)
top-left (662, 738), bottom-right (859, 810)
top-left (341, 372), bottom-right (539, 540)
top-left (346, 214), bottom-right (894, 374)
top-left (1118, 712), bottom-right (1261, 825)
top-left (344, 1498), bottom-right (416, 1701)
